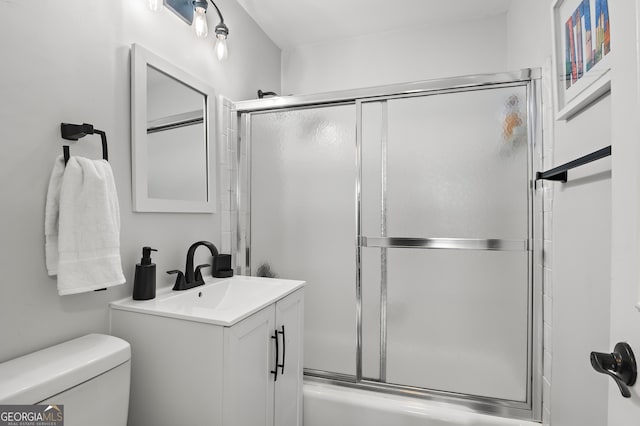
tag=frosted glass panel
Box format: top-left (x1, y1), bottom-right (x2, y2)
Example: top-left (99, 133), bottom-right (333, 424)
top-left (361, 101), bottom-right (383, 237)
top-left (361, 247), bottom-right (381, 380)
top-left (244, 81), bottom-right (533, 405)
top-left (385, 249), bottom-right (529, 401)
top-left (363, 88), bottom-right (529, 240)
top-left (250, 105), bottom-right (356, 376)
top-left (360, 88), bottom-right (531, 400)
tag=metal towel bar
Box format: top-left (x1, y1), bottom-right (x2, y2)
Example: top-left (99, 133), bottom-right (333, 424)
top-left (536, 146), bottom-right (611, 183)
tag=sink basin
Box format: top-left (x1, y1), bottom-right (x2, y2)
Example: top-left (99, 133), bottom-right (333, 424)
top-left (110, 275), bottom-right (305, 326)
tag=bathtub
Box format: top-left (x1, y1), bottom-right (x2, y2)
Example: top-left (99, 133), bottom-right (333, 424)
top-left (303, 381), bottom-right (540, 426)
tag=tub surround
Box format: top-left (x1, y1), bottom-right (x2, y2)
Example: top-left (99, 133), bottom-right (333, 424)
top-left (303, 381), bottom-right (540, 426)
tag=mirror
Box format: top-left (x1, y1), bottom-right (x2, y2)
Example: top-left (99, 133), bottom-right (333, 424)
top-left (131, 44), bottom-right (216, 213)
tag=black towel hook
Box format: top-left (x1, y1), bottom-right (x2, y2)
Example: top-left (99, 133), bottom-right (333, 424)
top-left (60, 123), bottom-right (109, 165)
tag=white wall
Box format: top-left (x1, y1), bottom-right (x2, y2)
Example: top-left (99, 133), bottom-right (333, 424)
top-left (281, 14), bottom-right (508, 95)
top-left (507, 1), bottom-right (612, 425)
top-left (0, 0), bottom-right (280, 362)
top-left (550, 98), bottom-right (612, 426)
top-left (506, 0), bottom-right (551, 71)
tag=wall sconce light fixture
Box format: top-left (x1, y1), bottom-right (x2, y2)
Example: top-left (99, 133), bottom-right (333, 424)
top-left (154, 0), bottom-right (230, 60)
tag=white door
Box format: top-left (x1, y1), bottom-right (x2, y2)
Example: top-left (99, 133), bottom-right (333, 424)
top-left (608, 1), bottom-right (640, 423)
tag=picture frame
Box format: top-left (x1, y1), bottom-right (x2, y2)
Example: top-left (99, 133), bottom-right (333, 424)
top-left (551, 0), bottom-right (612, 120)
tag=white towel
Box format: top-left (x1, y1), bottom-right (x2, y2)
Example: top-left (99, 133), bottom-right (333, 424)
top-left (56, 157), bottom-right (125, 295)
top-left (45, 155), bottom-right (66, 276)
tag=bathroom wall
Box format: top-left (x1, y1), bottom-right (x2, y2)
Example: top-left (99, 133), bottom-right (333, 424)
top-left (507, 1), bottom-right (612, 425)
top-left (0, 0), bottom-right (280, 362)
top-left (281, 13), bottom-right (508, 95)
top-left (550, 99), bottom-right (612, 426)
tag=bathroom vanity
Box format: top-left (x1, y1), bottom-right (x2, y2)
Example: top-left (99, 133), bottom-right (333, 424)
top-left (110, 275), bottom-right (305, 426)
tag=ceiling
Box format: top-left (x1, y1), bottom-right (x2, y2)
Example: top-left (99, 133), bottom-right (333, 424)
top-left (234, 0), bottom-right (513, 50)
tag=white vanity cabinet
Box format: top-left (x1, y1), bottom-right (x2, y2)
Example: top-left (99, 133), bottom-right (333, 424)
top-left (109, 276), bottom-right (304, 426)
top-left (223, 289), bottom-right (304, 426)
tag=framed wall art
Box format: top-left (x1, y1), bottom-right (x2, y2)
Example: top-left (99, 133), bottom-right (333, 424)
top-left (551, 0), bottom-right (611, 120)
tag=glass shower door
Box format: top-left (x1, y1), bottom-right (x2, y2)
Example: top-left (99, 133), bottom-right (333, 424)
top-left (360, 86), bottom-right (531, 402)
top-left (238, 73), bottom-right (539, 418)
top-left (247, 104), bottom-right (357, 377)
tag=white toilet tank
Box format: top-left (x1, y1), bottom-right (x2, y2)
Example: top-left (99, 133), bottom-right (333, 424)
top-left (0, 333), bottom-right (131, 426)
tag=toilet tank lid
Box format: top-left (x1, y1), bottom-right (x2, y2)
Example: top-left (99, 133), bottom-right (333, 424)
top-left (0, 334), bottom-right (130, 404)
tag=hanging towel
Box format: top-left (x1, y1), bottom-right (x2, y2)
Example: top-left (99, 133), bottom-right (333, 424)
top-left (56, 157), bottom-right (125, 295)
top-left (45, 155), bottom-right (66, 276)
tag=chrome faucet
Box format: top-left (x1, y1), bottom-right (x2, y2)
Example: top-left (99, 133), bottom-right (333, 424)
top-left (167, 241), bottom-right (219, 291)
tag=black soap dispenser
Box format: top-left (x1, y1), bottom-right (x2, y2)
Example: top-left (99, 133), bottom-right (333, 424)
top-left (133, 247), bottom-right (158, 300)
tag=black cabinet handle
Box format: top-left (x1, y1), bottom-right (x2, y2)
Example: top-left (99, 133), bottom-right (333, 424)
top-left (590, 342), bottom-right (637, 398)
top-left (271, 330), bottom-right (279, 381)
top-left (278, 325), bottom-right (286, 375)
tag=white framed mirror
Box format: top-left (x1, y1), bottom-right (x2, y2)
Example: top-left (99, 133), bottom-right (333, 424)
top-left (131, 43), bottom-right (216, 213)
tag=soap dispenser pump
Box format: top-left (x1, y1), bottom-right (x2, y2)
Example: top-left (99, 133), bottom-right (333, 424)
top-left (133, 247), bottom-right (157, 300)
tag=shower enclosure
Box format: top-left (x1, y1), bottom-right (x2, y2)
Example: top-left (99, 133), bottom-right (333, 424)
top-left (234, 70), bottom-right (542, 421)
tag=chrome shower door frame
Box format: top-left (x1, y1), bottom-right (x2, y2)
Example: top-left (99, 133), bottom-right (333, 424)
top-left (234, 69), bottom-right (543, 422)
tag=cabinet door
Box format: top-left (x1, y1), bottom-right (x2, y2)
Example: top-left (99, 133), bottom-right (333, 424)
top-left (223, 304), bottom-right (276, 426)
top-left (274, 289), bottom-right (305, 426)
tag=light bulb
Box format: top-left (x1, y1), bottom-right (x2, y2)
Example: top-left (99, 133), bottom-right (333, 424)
top-left (215, 34), bottom-right (228, 60)
top-left (193, 7), bottom-right (208, 38)
top-left (148, 0), bottom-right (161, 11)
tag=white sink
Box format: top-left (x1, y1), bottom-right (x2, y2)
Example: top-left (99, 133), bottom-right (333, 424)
top-left (110, 275), bottom-right (305, 326)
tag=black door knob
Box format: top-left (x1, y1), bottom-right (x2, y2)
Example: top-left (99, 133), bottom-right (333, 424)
top-left (590, 342), bottom-right (637, 398)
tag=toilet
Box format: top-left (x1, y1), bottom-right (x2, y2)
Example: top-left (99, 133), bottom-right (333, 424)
top-left (0, 333), bottom-right (131, 426)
